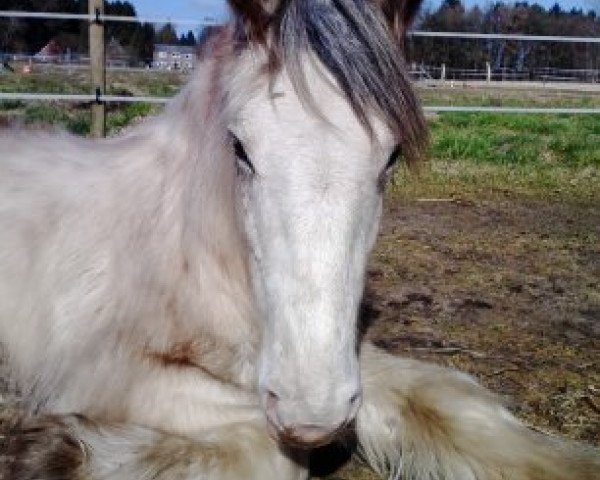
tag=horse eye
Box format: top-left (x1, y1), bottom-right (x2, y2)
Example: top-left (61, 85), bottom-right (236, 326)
top-left (230, 133), bottom-right (256, 176)
top-left (385, 144), bottom-right (403, 171)
top-left (378, 144), bottom-right (403, 191)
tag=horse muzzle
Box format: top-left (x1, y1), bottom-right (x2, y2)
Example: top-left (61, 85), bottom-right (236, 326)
top-left (263, 388), bottom-right (362, 448)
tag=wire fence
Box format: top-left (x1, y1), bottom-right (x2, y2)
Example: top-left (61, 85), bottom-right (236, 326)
top-left (0, 92), bottom-right (169, 104)
top-left (2, 11), bottom-right (600, 43)
top-left (408, 30), bottom-right (600, 43)
top-left (2, 92), bottom-right (600, 116)
top-left (0, 10), bottom-right (219, 26)
top-left (411, 65), bottom-right (600, 83)
top-left (1, 9), bottom-right (600, 116)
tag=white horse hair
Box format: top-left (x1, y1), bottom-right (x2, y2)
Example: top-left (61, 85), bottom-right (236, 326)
top-left (0, 0), bottom-right (598, 478)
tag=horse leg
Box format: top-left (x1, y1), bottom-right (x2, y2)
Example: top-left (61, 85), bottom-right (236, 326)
top-left (116, 362), bottom-right (264, 436)
top-left (2, 414), bottom-right (308, 480)
top-left (356, 343), bottom-right (600, 480)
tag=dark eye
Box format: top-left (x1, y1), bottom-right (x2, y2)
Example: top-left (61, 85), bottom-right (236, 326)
top-left (230, 133), bottom-right (256, 176)
top-left (378, 144), bottom-right (402, 191)
top-left (385, 144), bottom-right (403, 171)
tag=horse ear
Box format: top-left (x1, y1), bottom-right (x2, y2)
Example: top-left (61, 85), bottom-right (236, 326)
top-left (376, 0), bottom-right (423, 39)
top-left (228, 0), bottom-right (272, 42)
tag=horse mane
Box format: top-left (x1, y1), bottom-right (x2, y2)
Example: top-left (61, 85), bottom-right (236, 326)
top-left (228, 0), bottom-right (428, 164)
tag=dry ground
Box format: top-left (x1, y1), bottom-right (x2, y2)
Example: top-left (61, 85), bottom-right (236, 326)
top-left (327, 189), bottom-right (600, 479)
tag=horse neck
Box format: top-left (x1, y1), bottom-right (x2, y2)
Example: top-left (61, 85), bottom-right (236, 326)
top-left (117, 58), bottom-right (259, 383)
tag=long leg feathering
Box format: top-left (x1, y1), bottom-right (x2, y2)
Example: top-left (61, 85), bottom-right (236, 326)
top-left (1, 415), bottom-right (307, 480)
top-left (357, 344), bottom-right (600, 480)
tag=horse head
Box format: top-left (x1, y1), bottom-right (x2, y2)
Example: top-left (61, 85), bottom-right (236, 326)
top-left (222, 0), bottom-right (427, 447)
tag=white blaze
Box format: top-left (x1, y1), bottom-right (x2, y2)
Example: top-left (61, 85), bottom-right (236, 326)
top-left (228, 53), bottom-right (396, 436)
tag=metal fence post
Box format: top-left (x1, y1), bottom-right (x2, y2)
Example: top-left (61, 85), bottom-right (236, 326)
top-left (89, 0), bottom-right (105, 138)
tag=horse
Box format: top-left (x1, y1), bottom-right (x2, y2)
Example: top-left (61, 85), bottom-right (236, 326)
top-left (0, 0), bottom-right (598, 478)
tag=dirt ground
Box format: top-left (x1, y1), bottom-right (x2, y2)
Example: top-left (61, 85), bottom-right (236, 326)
top-left (327, 194), bottom-right (600, 479)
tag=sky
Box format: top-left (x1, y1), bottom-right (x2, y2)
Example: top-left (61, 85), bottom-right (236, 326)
top-left (131, 0), bottom-right (600, 29)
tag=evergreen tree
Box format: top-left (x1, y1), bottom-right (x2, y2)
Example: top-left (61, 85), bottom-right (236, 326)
top-left (156, 23), bottom-right (178, 45)
top-left (1, 0), bottom-right (598, 71)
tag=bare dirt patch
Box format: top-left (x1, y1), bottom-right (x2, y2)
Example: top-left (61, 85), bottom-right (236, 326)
top-left (371, 197), bottom-right (599, 436)
top-left (328, 196), bottom-right (600, 479)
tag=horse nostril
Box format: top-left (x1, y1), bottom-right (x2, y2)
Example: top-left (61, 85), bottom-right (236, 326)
top-left (262, 385), bottom-right (362, 447)
top-left (266, 389), bottom-right (279, 406)
top-left (279, 424), bottom-right (339, 447)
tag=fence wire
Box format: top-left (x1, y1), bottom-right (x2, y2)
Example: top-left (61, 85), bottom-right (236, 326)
top-left (0, 10), bottom-right (219, 27)
top-left (1, 9), bottom-right (599, 115)
top-left (1, 10), bottom-right (600, 43)
top-left (0, 92), bottom-right (169, 104)
top-left (1, 92), bottom-right (599, 115)
top-left (408, 31), bottom-right (600, 44)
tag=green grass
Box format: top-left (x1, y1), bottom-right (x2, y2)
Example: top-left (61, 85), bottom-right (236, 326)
top-left (389, 160), bottom-right (600, 204)
top-left (429, 113), bottom-right (600, 167)
top-left (0, 66), bottom-right (178, 134)
top-left (106, 102), bottom-right (154, 132)
top-left (11, 101), bottom-right (156, 136)
top-left (2, 69), bottom-right (600, 203)
top-left (417, 86), bottom-right (600, 109)
top-left (0, 99), bottom-right (25, 110)
top-left (0, 72), bottom-right (89, 95)
top-left (0, 65), bottom-right (186, 97)
top-left (388, 108), bottom-right (600, 204)
top-left (23, 103), bottom-right (90, 135)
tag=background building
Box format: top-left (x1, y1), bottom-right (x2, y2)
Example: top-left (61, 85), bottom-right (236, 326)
top-left (153, 45), bottom-right (196, 71)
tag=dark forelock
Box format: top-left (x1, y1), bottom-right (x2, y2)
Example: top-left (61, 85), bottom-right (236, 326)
top-left (233, 0), bottom-right (428, 164)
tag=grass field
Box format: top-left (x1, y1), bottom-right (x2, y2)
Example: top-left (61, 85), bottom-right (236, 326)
top-left (0, 66), bottom-right (182, 134)
top-left (1, 67), bottom-right (599, 479)
top-left (2, 72), bottom-right (600, 207)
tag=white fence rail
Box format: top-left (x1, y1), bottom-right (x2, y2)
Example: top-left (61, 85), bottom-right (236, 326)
top-left (1, 92), bottom-right (600, 115)
top-left (408, 31), bottom-right (600, 43)
top-left (2, 10), bottom-right (600, 43)
top-left (1, 10), bottom-right (600, 43)
top-left (0, 10), bottom-right (219, 26)
top-left (411, 66), bottom-right (600, 83)
top-left (0, 92), bottom-right (169, 104)
top-left (1, 9), bottom-right (600, 117)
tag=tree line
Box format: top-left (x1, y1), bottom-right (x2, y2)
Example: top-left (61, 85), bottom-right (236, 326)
top-left (0, 0), bottom-right (198, 62)
top-left (409, 1), bottom-right (600, 72)
top-left (1, 0), bottom-right (599, 71)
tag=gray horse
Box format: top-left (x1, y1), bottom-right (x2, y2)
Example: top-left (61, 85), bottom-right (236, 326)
top-left (1, 1), bottom-right (598, 478)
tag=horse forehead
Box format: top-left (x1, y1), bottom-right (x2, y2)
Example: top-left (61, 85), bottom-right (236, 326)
top-left (249, 76), bottom-right (356, 131)
top-left (250, 103), bottom-right (377, 179)
top-left (230, 54), bottom-right (384, 133)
